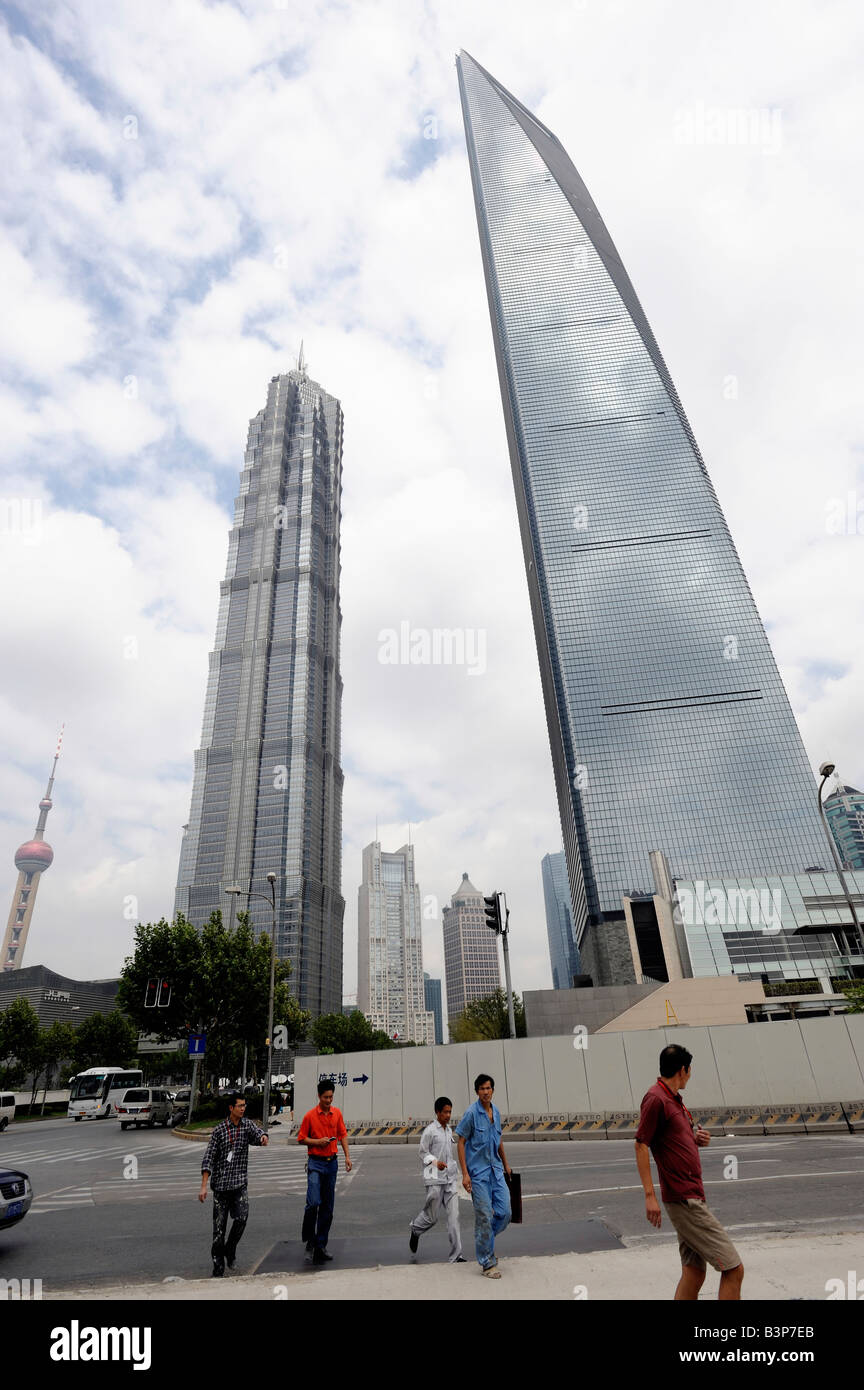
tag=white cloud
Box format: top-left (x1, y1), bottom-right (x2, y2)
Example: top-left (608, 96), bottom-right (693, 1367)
top-left (1, 0), bottom-right (862, 1001)
top-left (0, 236), bottom-right (95, 376)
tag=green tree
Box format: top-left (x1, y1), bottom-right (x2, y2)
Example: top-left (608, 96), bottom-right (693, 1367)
top-left (35, 1020), bottom-right (77, 1114)
top-left (71, 1012), bottom-right (139, 1071)
top-left (0, 997), bottom-right (42, 1088)
top-left (841, 981), bottom-right (864, 1014)
top-left (140, 1049), bottom-right (192, 1085)
top-left (449, 988), bottom-right (526, 1042)
top-left (310, 1010), bottom-right (395, 1054)
top-left (116, 910), bottom-right (309, 1082)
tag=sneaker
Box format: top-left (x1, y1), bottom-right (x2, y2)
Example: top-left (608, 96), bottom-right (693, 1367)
top-left (312, 1248), bottom-right (333, 1265)
top-left (409, 1230), bottom-right (420, 1254)
top-left (454, 1255), bottom-right (467, 1263)
top-left (212, 1261), bottom-right (225, 1278)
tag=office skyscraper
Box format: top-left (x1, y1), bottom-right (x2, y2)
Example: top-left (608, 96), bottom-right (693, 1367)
top-left (542, 851), bottom-right (581, 990)
top-left (424, 972), bottom-right (444, 1045)
top-left (442, 873), bottom-right (502, 1025)
top-left (357, 842), bottom-right (434, 1044)
top-left (175, 361), bottom-right (345, 1015)
top-left (457, 53), bottom-right (827, 984)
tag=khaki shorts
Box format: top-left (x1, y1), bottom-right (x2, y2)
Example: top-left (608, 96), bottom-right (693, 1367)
top-left (663, 1198), bottom-right (741, 1273)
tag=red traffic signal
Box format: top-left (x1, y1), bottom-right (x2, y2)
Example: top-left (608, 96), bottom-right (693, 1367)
top-left (157, 979), bottom-right (171, 1007)
top-left (144, 978), bottom-right (158, 1008)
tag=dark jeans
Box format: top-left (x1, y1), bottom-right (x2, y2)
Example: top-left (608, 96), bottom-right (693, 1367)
top-left (211, 1187), bottom-right (249, 1264)
top-left (302, 1156), bottom-right (338, 1249)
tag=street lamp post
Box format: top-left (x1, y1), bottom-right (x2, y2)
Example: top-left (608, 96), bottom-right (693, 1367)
top-left (225, 873), bottom-right (278, 1135)
top-left (816, 762), bottom-right (864, 962)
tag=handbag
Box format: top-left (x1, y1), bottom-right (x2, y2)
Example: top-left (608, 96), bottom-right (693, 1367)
top-left (504, 1169), bottom-right (522, 1224)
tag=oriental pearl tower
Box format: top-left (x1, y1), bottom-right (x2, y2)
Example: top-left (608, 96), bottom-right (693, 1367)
top-left (2, 727), bottom-right (63, 972)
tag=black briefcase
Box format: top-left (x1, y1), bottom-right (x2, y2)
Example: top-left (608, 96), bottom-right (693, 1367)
top-left (504, 1169), bottom-right (522, 1224)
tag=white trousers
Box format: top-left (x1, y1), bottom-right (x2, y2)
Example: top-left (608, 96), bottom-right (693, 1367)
top-left (410, 1184), bottom-right (463, 1262)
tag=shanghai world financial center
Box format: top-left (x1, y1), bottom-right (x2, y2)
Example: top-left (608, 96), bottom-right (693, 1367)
top-left (175, 366), bottom-right (345, 1017)
top-left (457, 53), bottom-right (827, 983)
top-left (177, 54), bottom-right (830, 1014)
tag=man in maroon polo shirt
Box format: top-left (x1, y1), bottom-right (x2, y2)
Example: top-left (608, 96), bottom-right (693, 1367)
top-left (635, 1044), bottom-right (744, 1300)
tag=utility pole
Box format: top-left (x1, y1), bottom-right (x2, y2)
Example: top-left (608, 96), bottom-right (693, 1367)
top-left (484, 890), bottom-right (517, 1039)
top-left (500, 893), bottom-right (517, 1040)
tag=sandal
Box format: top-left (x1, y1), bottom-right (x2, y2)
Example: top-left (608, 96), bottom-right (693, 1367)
top-left (482, 1266), bottom-right (502, 1278)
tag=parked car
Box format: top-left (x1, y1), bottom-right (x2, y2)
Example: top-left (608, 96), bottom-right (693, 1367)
top-left (0, 1093), bottom-right (15, 1131)
top-left (116, 1087), bottom-right (173, 1129)
top-left (0, 1169), bottom-right (33, 1229)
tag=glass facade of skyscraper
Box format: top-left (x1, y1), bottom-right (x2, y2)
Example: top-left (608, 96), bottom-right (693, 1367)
top-left (542, 851), bottom-right (581, 989)
top-left (423, 972), bottom-right (444, 1046)
top-left (672, 868), bottom-right (864, 984)
top-left (175, 368), bottom-right (345, 1015)
top-left (824, 784), bottom-right (864, 871)
top-left (457, 53), bottom-right (827, 983)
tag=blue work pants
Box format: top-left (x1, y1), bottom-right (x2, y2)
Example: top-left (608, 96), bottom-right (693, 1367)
top-left (302, 1155), bottom-right (338, 1249)
top-left (470, 1166), bottom-right (510, 1269)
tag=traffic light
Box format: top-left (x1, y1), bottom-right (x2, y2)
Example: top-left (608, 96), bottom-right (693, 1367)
top-left (157, 978), bottom-right (171, 1007)
top-left (483, 893), bottom-right (502, 935)
top-left (144, 977), bottom-right (158, 1008)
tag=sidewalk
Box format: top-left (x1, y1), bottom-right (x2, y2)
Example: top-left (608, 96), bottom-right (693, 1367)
top-left (45, 1229), bottom-right (863, 1301)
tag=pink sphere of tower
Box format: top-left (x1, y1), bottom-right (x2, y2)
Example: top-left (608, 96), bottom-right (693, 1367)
top-left (15, 840), bottom-right (54, 873)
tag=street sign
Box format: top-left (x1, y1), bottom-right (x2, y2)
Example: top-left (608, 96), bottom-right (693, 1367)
top-left (353, 1073), bottom-right (369, 1085)
top-left (188, 1033), bottom-right (206, 1057)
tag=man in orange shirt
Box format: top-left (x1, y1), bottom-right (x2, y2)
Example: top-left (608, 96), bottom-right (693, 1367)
top-left (297, 1078), bottom-right (352, 1265)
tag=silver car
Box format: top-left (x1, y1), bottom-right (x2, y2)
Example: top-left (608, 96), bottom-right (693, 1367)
top-left (116, 1087), bottom-right (173, 1129)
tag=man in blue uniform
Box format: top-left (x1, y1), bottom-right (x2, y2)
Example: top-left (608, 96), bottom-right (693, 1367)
top-left (455, 1073), bottom-right (512, 1278)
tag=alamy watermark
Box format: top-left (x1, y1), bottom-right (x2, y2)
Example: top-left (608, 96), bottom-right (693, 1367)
top-left (825, 1270), bottom-right (864, 1299)
top-left (673, 104), bottom-right (783, 154)
top-left (50, 1322), bottom-right (151, 1369)
top-left (825, 491), bottom-right (864, 536)
top-left (0, 1277), bottom-right (42, 1300)
top-left (675, 881), bottom-right (783, 933)
top-left (0, 497), bottom-right (43, 545)
top-left (378, 622), bottom-right (486, 676)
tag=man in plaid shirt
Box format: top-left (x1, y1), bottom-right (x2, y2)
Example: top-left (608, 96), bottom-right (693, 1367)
top-left (199, 1093), bottom-right (269, 1277)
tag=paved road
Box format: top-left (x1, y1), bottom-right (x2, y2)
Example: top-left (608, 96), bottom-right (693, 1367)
top-left (1, 1119), bottom-right (862, 1290)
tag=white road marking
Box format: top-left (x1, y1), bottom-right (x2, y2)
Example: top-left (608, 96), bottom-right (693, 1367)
top-left (522, 1169), bottom-right (864, 1198)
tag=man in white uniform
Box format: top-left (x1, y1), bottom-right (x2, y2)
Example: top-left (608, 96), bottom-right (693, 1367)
top-left (408, 1096), bottom-right (465, 1263)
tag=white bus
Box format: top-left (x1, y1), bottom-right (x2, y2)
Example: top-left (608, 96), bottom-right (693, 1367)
top-left (67, 1066), bottom-right (144, 1121)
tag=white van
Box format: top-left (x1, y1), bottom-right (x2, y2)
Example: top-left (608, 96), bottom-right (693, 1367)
top-left (116, 1087), bottom-right (173, 1129)
top-left (0, 1094), bottom-right (15, 1131)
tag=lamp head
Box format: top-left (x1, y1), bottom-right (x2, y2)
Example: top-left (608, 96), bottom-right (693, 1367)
top-left (266, 872), bottom-right (276, 884)
top-left (225, 885), bottom-right (241, 896)
top-left (819, 761), bottom-right (836, 778)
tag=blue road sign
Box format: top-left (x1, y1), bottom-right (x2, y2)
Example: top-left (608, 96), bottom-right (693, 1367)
top-left (188, 1033), bottom-right (206, 1057)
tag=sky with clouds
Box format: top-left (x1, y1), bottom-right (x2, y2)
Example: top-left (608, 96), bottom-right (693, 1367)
top-left (1, 0), bottom-right (862, 1015)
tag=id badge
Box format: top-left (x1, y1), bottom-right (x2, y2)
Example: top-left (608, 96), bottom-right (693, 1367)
top-left (227, 1150), bottom-right (234, 1163)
